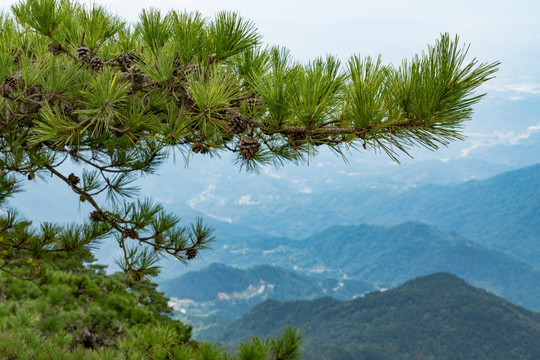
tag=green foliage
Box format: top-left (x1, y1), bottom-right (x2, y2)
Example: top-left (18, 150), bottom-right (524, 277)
top-left (0, 0), bottom-right (498, 279)
top-left (136, 8), bottom-right (172, 56)
top-left (0, 254), bottom-right (304, 359)
top-left (220, 273), bottom-right (540, 360)
top-left (0, 255), bottom-right (195, 358)
top-left (11, 0), bottom-right (65, 38)
top-left (269, 326), bottom-right (303, 360)
top-left (209, 11), bottom-right (261, 62)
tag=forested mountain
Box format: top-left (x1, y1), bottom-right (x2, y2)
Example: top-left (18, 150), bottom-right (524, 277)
top-left (356, 163), bottom-right (540, 267)
top-left (219, 273), bottom-right (540, 360)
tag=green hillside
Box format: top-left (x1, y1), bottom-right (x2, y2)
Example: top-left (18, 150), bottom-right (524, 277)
top-left (219, 273), bottom-right (540, 360)
top-left (0, 255), bottom-right (305, 359)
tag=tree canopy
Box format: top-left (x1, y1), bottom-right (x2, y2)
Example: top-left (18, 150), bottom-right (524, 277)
top-left (0, 0), bottom-right (499, 280)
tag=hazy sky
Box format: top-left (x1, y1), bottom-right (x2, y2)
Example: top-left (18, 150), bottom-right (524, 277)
top-left (3, 0), bottom-right (539, 92)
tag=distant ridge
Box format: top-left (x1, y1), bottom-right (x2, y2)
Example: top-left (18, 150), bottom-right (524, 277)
top-left (160, 263), bottom-right (373, 303)
top-left (160, 222), bottom-right (540, 312)
top-left (359, 162), bottom-right (540, 266)
top-left (219, 273), bottom-right (540, 360)
top-left (285, 222), bottom-right (540, 310)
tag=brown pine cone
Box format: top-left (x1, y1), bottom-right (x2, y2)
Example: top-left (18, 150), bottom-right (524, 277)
top-left (68, 173), bottom-right (80, 185)
top-left (239, 136), bottom-right (260, 160)
top-left (191, 141), bottom-right (209, 154)
top-left (124, 228), bottom-right (138, 239)
top-left (186, 248), bottom-right (198, 260)
top-left (88, 57), bottom-right (104, 71)
top-left (75, 46), bottom-right (91, 62)
top-left (1, 77), bottom-right (16, 96)
top-left (18, 99), bottom-right (42, 115)
top-left (227, 113), bottom-right (248, 134)
top-left (61, 102), bottom-right (76, 116)
top-left (288, 133), bottom-right (307, 148)
top-left (89, 211), bottom-right (103, 223)
top-left (48, 43), bottom-right (62, 55)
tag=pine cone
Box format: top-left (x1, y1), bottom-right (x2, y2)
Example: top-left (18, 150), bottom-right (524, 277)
top-left (75, 46), bottom-right (91, 62)
top-left (61, 102), bottom-right (76, 116)
top-left (239, 136), bottom-right (260, 160)
top-left (116, 51), bottom-right (140, 64)
top-left (88, 57), bottom-right (104, 71)
top-left (89, 211), bottom-right (102, 223)
top-left (131, 271), bottom-right (143, 281)
top-left (124, 228), bottom-right (138, 239)
top-left (120, 68), bottom-right (145, 92)
top-left (191, 141), bottom-right (208, 154)
top-left (288, 133), bottom-right (306, 148)
top-left (12, 72), bottom-right (24, 86)
top-left (227, 113), bottom-right (247, 134)
top-left (186, 248), bottom-right (198, 260)
top-left (1, 77), bottom-right (16, 96)
top-left (18, 100), bottom-right (41, 115)
top-left (68, 173), bottom-right (80, 185)
top-left (47, 43), bottom-right (62, 55)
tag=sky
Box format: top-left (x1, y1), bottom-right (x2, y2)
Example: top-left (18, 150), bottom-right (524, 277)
top-left (2, 0), bottom-right (539, 81)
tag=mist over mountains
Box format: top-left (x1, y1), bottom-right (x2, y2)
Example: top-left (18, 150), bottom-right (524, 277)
top-left (159, 220), bottom-right (540, 334)
top-left (152, 162), bottom-right (540, 272)
top-left (153, 161), bottom-right (540, 342)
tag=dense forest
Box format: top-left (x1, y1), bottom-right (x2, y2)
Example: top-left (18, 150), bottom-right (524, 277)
top-left (219, 273), bottom-right (540, 360)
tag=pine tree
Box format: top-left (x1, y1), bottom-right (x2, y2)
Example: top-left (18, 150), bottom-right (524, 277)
top-left (0, 0), bottom-right (499, 281)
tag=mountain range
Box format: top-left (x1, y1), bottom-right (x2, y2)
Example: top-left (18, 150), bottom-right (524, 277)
top-left (218, 273), bottom-right (540, 360)
top-left (181, 162), bottom-right (540, 269)
top-left (160, 222), bottom-right (540, 312)
top-left (161, 263), bottom-right (373, 304)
